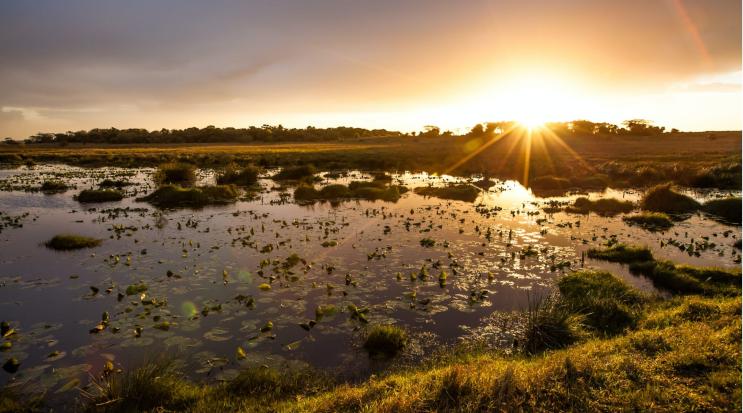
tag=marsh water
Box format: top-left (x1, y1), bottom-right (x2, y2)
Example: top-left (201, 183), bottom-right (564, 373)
top-left (0, 165), bottom-right (740, 403)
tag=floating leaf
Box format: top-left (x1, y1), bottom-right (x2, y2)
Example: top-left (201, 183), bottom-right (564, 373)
top-left (236, 347), bottom-right (246, 360)
top-left (55, 378), bottom-right (80, 393)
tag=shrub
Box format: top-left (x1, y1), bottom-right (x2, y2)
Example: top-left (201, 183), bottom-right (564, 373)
top-left (363, 325), bottom-right (407, 357)
top-left (43, 234), bottom-right (102, 250)
top-left (77, 189), bottom-right (124, 203)
top-left (587, 244), bottom-right (654, 263)
top-left (640, 183), bottom-right (700, 214)
top-left (155, 162), bottom-right (197, 185)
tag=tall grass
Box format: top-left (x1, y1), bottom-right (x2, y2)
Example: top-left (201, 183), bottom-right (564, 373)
top-left (154, 162), bottom-right (197, 185)
top-left (640, 183), bottom-right (700, 214)
top-left (215, 163), bottom-right (262, 186)
top-left (518, 293), bottom-right (584, 354)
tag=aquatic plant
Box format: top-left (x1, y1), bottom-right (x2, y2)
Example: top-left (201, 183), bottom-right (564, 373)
top-left (136, 184), bottom-right (238, 206)
top-left (363, 325), bottom-right (407, 357)
top-left (414, 184), bottom-right (479, 202)
top-left (640, 183), bottom-right (700, 214)
top-left (154, 162), bottom-right (198, 185)
top-left (43, 234), bottom-right (102, 251)
top-left (216, 163), bottom-right (262, 186)
top-left (622, 212), bottom-right (674, 230)
top-left (587, 244), bottom-right (654, 263)
top-left (701, 197), bottom-right (742, 224)
top-left (77, 189), bottom-right (124, 203)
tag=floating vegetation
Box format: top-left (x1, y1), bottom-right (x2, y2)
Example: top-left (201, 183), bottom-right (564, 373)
top-left (640, 183), bottom-right (701, 214)
top-left (363, 325), bottom-right (407, 357)
top-left (414, 184), bottom-right (480, 202)
top-left (136, 184), bottom-right (238, 207)
top-left (564, 197), bottom-right (634, 215)
top-left (43, 234), bottom-right (102, 250)
top-left (77, 189), bottom-right (124, 203)
top-left (623, 212), bottom-right (674, 230)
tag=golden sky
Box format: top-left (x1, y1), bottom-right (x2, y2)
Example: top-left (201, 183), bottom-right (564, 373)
top-left (0, 0), bottom-right (740, 138)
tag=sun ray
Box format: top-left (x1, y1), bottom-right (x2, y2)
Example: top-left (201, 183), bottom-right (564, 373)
top-left (444, 123), bottom-right (520, 175)
top-left (496, 127), bottom-right (526, 176)
top-left (540, 127), bottom-right (598, 175)
top-left (523, 128), bottom-right (533, 187)
top-left (533, 131), bottom-right (557, 177)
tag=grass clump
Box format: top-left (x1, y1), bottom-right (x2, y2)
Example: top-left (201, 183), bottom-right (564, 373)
top-left (587, 244), bottom-right (654, 263)
top-left (565, 197), bottom-right (634, 214)
top-left (363, 325), bottom-right (407, 357)
top-left (273, 164), bottom-right (317, 180)
top-left (43, 234), bottom-right (102, 250)
top-left (99, 179), bottom-right (134, 188)
top-left (630, 260), bottom-right (742, 296)
top-left (702, 197), bottom-right (742, 224)
top-left (519, 294), bottom-right (585, 354)
top-left (623, 212), bottom-right (674, 230)
top-left (0, 387), bottom-right (44, 413)
top-left (529, 176), bottom-right (571, 191)
top-left (415, 184), bottom-right (480, 202)
top-left (137, 184), bottom-right (238, 207)
top-left (216, 163), bottom-right (262, 186)
top-left (640, 183), bottom-right (701, 213)
top-left (40, 181), bottom-right (68, 192)
top-left (557, 270), bottom-right (645, 335)
top-left (294, 182), bottom-right (406, 202)
top-left (155, 162), bottom-right (197, 185)
top-left (77, 189), bottom-right (124, 203)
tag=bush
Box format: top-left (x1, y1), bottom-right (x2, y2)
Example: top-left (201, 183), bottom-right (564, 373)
top-left (77, 189), bottom-right (124, 203)
top-left (137, 184), bottom-right (238, 207)
top-left (702, 197), bottom-right (742, 224)
top-left (43, 234), bottom-right (102, 250)
top-left (155, 162), bottom-right (197, 185)
top-left (640, 183), bottom-right (700, 214)
top-left (216, 163), bottom-right (262, 186)
top-left (364, 325), bottom-right (407, 357)
top-left (623, 212), bottom-right (674, 230)
top-left (587, 244), bottom-right (654, 263)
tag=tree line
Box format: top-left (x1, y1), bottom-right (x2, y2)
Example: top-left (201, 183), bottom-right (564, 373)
top-left (5, 119), bottom-right (676, 145)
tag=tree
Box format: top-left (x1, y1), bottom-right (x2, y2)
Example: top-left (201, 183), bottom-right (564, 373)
top-left (421, 125), bottom-right (440, 137)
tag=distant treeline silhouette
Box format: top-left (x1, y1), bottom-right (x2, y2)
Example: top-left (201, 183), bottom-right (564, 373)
top-left (12, 119), bottom-right (673, 145)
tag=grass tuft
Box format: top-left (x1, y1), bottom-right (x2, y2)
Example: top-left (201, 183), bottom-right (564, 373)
top-left (519, 294), bottom-right (585, 354)
top-left (565, 197), bottom-right (634, 214)
top-left (43, 234), bottom-right (102, 250)
top-left (40, 181), bottom-right (68, 192)
top-left (363, 325), bottom-right (407, 357)
top-left (587, 244), bottom-right (654, 263)
top-left (77, 189), bottom-right (124, 203)
top-left (640, 183), bottom-right (701, 214)
top-left (137, 184), bottom-right (238, 207)
top-left (701, 197), bottom-right (742, 224)
top-left (154, 162), bottom-right (198, 185)
top-left (414, 184), bottom-right (480, 202)
top-left (623, 212), bottom-right (674, 230)
top-left (273, 165), bottom-right (317, 181)
top-left (216, 163), bottom-right (262, 186)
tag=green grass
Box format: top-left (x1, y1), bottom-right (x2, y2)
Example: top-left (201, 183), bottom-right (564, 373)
top-left (363, 325), bottom-right (408, 358)
top-left (518, 294), bottom-right (585, 354)
top-left (414, 184), bottom-right (480, 202)
top-left (0, 387), bottom-right (44, 413)
top-left (154, 162), bottom-right (198, 185)
top-left (630, 260), bottom-right (742, 296)
top-left (557, 271), bottom-right (645, 335)
top-left (702, 197), bottom-right (742, 224)
top-left (77, 189), bottom-right (124, 203)
top-left (43, 234), bottom-right (102, 250)
top-left (640, 183), bottom-right (701, 214)
top-left (216, 162), bottom-right (262, 186)
top-left (136, 184), bottom-right (239, 207)
top-left (565, 197), bottom-right (635, 214)
top-left (40, 181), bottom-right (68, 192)
top-left (623, 212), bottom-right (674, 230)
top-left (587, 244), bottom-right (654, 263)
